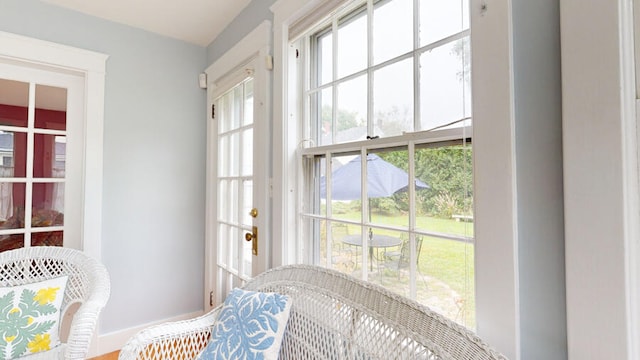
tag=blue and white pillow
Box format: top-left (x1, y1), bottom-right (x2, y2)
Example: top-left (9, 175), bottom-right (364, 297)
top-left (198, 288), bottom-right (292, 360)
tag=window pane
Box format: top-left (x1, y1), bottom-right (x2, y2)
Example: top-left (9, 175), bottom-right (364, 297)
top-left (317, 88), bottom-right (333, 146)
top-left (0, 131), bottom-right (27, 178)
top-left (420, 0), bottom-right (470, 46)
top-left (33, 134), bottom-right (66, 178)
top-left (415, 145), bottom-right (473, 236)
top-left (368, 149), bottom-right (413, 229)
top-left (373, 0), bottom-right (413, 65)
top-left (337, 11), bottom-right (368, 78)
top-left (373, 58), bottom-right (414, 137)
top-left (317, 31), bottom-right (333, 85)
top-left (420, 38), bottom-right (471, 131)
top-left (336, 75), bottom-right (367, 143)
top-left (327, 154), bottom-right (362, 222)
top-left (0, 182), bottom-right (25, 228)
top-left (0, 79), bottom-right (28, 128)
top-left (35, 84), bottom-right (67, 131)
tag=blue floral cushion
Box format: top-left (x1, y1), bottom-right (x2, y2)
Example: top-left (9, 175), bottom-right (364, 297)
top-left (198, 288), bottom-right (292, 360)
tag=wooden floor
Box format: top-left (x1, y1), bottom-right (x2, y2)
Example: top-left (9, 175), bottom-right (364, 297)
top-left (89, 350), bottom-right (119, 360)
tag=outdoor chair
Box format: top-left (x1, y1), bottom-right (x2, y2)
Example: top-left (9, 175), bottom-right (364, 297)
top-left (384, 235), bottom-right (427, 284)
top-left (0, 246), bottom-right (110, 359)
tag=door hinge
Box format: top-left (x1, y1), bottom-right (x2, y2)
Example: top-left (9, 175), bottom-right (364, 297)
top-left (211, 104), bottom-right (215, 119)
top-left (209, 291), bottom-right (214, 306)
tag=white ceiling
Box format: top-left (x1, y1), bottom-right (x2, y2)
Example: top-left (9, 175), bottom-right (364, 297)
top-left (41, 0), bottom-right (252, 46)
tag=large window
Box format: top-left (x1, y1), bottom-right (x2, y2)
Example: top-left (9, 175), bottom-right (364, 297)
top-left (296, 0), bottom-right (474, 328)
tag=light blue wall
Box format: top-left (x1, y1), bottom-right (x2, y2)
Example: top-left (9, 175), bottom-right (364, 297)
top-left (0, 0), bottom-right (207, 334)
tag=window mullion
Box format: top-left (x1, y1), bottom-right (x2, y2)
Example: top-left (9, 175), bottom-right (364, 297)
top-left (24, 82), bottom-right (36, 246)
top-left (413, 0), bottom-right (421, 131)
top-left (332, 19), bottom-right (338, 145)
top-left (366, 0), bottom-right (374, 138)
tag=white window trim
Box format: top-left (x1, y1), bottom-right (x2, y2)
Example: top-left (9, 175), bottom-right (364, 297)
top-left (0, 31), bottom-right (108, 261)
top-left (271, 0), bottom-right (519, 358)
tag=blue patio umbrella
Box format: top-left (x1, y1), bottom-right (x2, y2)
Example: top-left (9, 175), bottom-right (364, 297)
top-left (319, 153), bottom-right (428, 201)
top-left (320, 153), bottom-right (428, 271)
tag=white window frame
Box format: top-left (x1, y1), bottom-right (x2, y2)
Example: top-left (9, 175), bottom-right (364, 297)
top-left (0, 31), bottom-right (108, 261)
top-left (271, 0), bottom-right (519, 358)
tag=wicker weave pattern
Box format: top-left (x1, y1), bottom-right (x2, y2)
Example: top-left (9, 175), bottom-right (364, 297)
top-left (0, 246), bottom-right (110, 359)
top-left (119, 265), bottom-right (507, 360)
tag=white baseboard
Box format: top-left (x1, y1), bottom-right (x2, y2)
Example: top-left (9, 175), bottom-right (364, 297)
top-left (88, 310), bottom-right (204, 357)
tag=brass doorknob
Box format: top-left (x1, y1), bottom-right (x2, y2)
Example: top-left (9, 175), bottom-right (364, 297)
top-left (249, 208), bottom-right (258, 218)
top-left (245, 232), bottom-right (254, 241)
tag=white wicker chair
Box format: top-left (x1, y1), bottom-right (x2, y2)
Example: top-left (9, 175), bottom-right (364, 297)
top-left (119, 265), bottom-right (507, 360)
top-left (0, 246), bottom-right (110, 359)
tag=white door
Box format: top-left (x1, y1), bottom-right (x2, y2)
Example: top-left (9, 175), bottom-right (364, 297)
top-left (205, 56), bottom-right (270, 309)
top-left (0, 61), bottom-right (84, 251)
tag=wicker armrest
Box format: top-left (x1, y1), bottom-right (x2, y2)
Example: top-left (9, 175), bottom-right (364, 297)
top-left (118, 309), bottom-right (219, 360)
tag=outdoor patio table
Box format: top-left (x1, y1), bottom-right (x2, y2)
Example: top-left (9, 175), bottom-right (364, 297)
top-left (342, 234), bottom-right (402, 271)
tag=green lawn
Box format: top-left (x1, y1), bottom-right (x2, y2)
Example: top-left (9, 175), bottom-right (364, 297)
top-left (329, 212), bottom-right (476, 328)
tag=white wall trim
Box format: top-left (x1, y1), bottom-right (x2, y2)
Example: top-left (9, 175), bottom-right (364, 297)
top-left (621, 0), bottom-right (640, 358)
top-left (0, 31), bottom-right (108, 262)
top-left (470, 0), bottom-right (519, 358)
top-left (561, 0), bottom-right (633, 357)
top-left (91, 310), bottom-right (203, 357)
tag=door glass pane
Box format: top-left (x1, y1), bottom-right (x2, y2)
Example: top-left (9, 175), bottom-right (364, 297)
top-left (34, 84), bottom-right (67, 130)
top-left (373, 0), bottom-right (413, 65)
top-left (32, 183), bottom-right (64, 227)
top-left (218, 224), bottom-right (229, 267)
top-left (0, 131), bottom-right (27, 178)
top-left (31, 230), bottom-right (63, 247)
top-left (241, 129), bottom-right (253, 177)
top-left (229, 132), bottom-right (239, 177)
top-left (0, 234), bottom-right (23, 252)
top-left (243, 79), bottom-right (253, 126)
top-left (218, 180), bottom-right (229, 222)
top-left (241, 180), bottom-right (253, 226)
top-left (33, 134), bottom-right (66, 178)
top-left (0, 79), bottom-right (28, 128)
top-left (373, 58), bottom-right (414, 137)
top-left (0, 183), bottom-right (25, 229)
top-left (218, 135), bottom-right (229, 176)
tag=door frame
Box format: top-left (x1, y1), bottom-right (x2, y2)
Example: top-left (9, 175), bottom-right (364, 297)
top-left (204, 21), bottom-right (272, 311)
top-left (0, 31), bottom-right (108, 261)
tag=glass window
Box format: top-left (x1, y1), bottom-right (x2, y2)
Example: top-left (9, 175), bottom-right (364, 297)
top-left (301, 0), bottom-right (474, 328)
